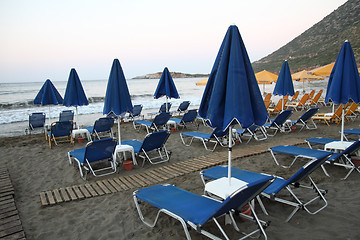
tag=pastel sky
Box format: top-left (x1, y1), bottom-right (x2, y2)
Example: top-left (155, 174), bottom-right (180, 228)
top-left (0, 0), bottom-right (347, 83)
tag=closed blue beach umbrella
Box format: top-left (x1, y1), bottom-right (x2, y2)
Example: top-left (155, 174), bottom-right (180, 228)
top-left (199, 25), bottom-right (268, 183)
top-left (34, 79), bottom-right (63, 125)
top-left (154, 67), bottom-right (179, 112)
top-left (273, 60), bottom-right (295, 110)
top-left (63, 68), bottom-right (89, 129)
top-left (103, 59), bottom-right (133, 142)
top-left (325, 40), bottom-right (360, 142)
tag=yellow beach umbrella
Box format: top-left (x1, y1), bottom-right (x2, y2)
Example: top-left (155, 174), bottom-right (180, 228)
top-left (311, 62), bottom-right (335, 77)
top-left (195, 78), bottom-right (208, 86)
top-left (255, 70), bottom-right (277, 94)
top-left (292, 70), bottom-right (324, 92)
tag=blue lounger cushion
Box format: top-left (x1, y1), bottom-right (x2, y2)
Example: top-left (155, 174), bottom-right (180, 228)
top-left (181, 131), bottom-right (212, 139)
top-left (136, 184), bottom-right (223, 226)
top-left (306, 137), bottom-right (341, 145)
top-left (344, 128), bottom-right (360, 135)
top-left (121, 140), bottom-right (142, 153)
top-left (270, 145), bottom-right (331, 159)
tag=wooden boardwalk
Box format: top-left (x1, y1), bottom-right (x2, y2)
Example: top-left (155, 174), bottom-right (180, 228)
top-left (0, 167), bottom-right (26, 239)
top-left (39, 139), bottom-right (304, 206)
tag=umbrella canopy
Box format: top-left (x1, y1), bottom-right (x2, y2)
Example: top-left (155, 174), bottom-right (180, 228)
top-left (273, 60), bottom-right (295, 110)
top-left (325, 41), bottom-right (360, 142)
top-left (34, 79), bottom-right (63, 106)
top-left (199, 25), bottom-right (268, 184)
top-left (255, 70), bottom-right (277, 95)
top-left (63, 68), bottom-right (89, 107)
top-left (103, 59), bottom-right (133, 142)
top-left (311, 62), bottom-right (335, 77)
top-left (63, 68), bottom-right (89, 129)
top-left (273, 60), bottom-right (295, 97)
top-left (154, 67), bottom-right (179, 112)
top-left (34, 79), bottom-right (63, 125)
top-left (292, 70), bottom-right (324, 92)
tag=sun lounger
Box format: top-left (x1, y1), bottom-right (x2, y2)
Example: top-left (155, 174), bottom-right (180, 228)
top-left (59, 110), bottom-right (74, 122)
top-left (134, 112), bottom-right (171, 134)
top-left (26, 112), bottom-right (46, 134)
top-left (233, 124), bottom-right (267, 143)
top-left (291, 107), bottom-right (319, 131)
top-left (270, 141), bottom-right (360, 179)
top-left (83, 117), bottom-right (114, 140)
top-left (133, 174), bottom-right (274, 239)
top-left (285, 93), bottom-right (309, 111)
top-left (201, 153), bottom-right (330, 222)
top-left (312, 104), bottom-right (343, 126)
top-left (180, 127), bottom-right (228, 151)
top-left (68, 138), bottom-right (117, 179)
top-left (173, 101), bottom-right (190, 115)
top-left (343, 128), bottom-right (360, 140)
top-left (121, 130), bottom-right (170, 166)
top-left (168, 109), bottom-right (197, 129)
top-left (47, 120), bottom-right (74, 148)
top-left (263, 109), bottom-right (293, 136)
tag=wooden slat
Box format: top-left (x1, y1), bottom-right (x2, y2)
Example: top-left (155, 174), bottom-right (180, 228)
top-left (141, 171), bottom-right (163, 182)
top-left (52, 189), bottom-right (63, 203)
top-left (0, 219), bottom-right (22, 232)
top-left (118, 177), bottom-right (135, 189)
top-left (101, 180), bottom-right (117, 193)
top-left (107, 179), bottom-right (123, 192)
top-left (78, 185), bottom-right (92, 198)
top-left (167, 165), bottom-right (190, 174)
top-left (122, 176), bottom-right (141, 188)
top-left (0, 210), bottom-right (18, 220)
top-left (128, 175), bottom-right (146, 187)
top-left (89, 183), bottom-right (105, 196)
top-left (112, 178), bottom-right (129, 190)
top-left (149, 169), bottom-right (170, 180)
top-left (95, 181), bottom-right (112, 194)
top-left (72, 186), bottom-right (85, 199)
top-left (84, 184), bottom-right (98, 197)
top-left (39, 192), bottom-right (48, 206)
top-left (137, 172), bottom-right (157, 184)
top-left (59, 188), bottom-right (71, 202)
top-left (0, 198), bottom-right (14, 208)
top-left (161, 166), bottom-right (181, 177)
top-left (45, 191), bottom-right (55, 205)
top-left (0, 224), bottom-right (24, 238)
top-left (65, 187), bottom-right (78, 201)
top-left (133, 173), bottom-right (152, 185)
top-left (0, 214), bottom-right (19, 226)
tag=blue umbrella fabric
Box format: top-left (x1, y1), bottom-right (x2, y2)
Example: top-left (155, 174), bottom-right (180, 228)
top-left (325, 40), bottom-right (360, 142)
top-left (103, 59), bottom-right (133, 142)
top-left (199, 25), bottom-right (268, 183)
top-left (34, 79), bottom-right (63, 125)
top-left (154, 67), bottom-right (179, 112)
top-left (63, 68), bottom-right (89, 129)
top-left (63, 68), bottom-right (89, 107)
top-left (273, 60), bottom-right (295, 110)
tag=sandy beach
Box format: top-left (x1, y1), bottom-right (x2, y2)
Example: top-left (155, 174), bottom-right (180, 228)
top-left (1, 105), bottom-right (360, 240)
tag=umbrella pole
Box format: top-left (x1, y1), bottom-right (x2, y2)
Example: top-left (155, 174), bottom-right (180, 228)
top-left (166, 97), bottom-right (168, 112)
top-left (48, 106), bottom-right (51, 126)
top-left (228, 125), bottom-right (232, 185)
top-left (117, 116), bottom-right (121, 143)
top-left (76, 106), bottom-right (79, 129)
top-left (341, 107), bottom-right (344, 143)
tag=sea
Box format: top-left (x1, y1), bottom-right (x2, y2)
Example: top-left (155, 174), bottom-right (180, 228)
top-left (0, 77), bottom-right (328, 137)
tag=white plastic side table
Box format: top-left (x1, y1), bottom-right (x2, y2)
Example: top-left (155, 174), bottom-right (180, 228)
top-left (204, 177), bottom-right (248, 200)
top-left (114, 144), bottom-right (137, 165)
top-left (324, 141), bottom-right (353, 152)
top-left (72, 129), bottom-right (91, 141)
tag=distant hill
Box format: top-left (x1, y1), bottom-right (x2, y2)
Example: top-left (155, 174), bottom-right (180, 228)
top-left (132, 72), bottom-right (209, 79)
top-left (252, 0), bottom-right (360, 73)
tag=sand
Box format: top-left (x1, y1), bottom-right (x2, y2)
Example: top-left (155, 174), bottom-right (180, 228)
top-left (1, 105), bottom-right (360, 239)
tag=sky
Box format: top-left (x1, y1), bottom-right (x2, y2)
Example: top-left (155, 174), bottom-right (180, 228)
top-left (0, 0), bottom-right (348, 83)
